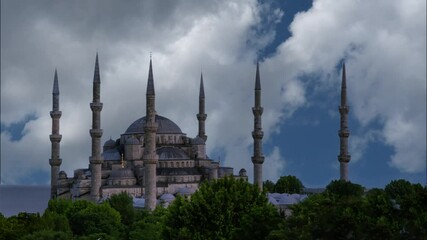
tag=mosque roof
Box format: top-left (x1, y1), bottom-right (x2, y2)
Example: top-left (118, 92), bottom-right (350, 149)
top-left (125, 115), bottom-right (183, 134)
top-left (104, 138), bottom-right (116, 147)
top-left (102, 149), bottom-right (120, 161)
top-left (157, 147), bottom-right (189, 160)
top-left (109, 168), bottom-right (135, 179)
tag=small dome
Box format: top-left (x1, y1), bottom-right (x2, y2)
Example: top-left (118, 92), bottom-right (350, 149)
top-left (191, 137), bottom-right (205, 145)
top-left (104, 138), bottom-right (116, 148)
top-left (239, 168), bottom-right (247, 177)
top-left (160, 193), bottom-right (175, 201)
top-left (58, 171), bottom-right (67, 179)
top-left (109, 168), bottom-right (135, 180)
top-left (125, 115), bottom-right (182, 134)
top-left (126, 136), bottom-right (140, 145)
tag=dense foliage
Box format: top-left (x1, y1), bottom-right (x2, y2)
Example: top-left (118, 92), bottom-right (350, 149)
top-left (164, 177), bottom-right (282, 240)
top-left (267, 179), bottom-right (427, 240)
top-left (0, 178), bottom-right (425, 240)
top-left (263, 175), bottom-right (305, 194)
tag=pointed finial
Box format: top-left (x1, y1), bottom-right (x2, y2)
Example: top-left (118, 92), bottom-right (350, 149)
top-left (341, 62), bottom-right (347, 106)
top-left (255, 61), bottom-right (261, 90)
top-left (147, 57), bottom-right (155, 95)
top-left (121, 154), bottom-right (125, 168)
top-left (93, 53), bottom-right (100, 83)
top-left (199, 72), bottom-right (205, 98)
top-left (53, 68), bottom-right (59, 95)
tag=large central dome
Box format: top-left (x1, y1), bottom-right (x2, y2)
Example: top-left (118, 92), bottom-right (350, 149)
top-left (125, 115), bottom-right (182, 134)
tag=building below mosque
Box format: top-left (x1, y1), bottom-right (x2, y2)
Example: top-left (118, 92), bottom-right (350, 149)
top-left (50, 55), bottom-right (249, 204)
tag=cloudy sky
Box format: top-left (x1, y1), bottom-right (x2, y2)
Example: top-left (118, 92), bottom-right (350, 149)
top-left (1, 0), bottom-right (425, 188)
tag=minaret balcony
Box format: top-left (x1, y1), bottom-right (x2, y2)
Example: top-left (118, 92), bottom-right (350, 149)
top-left (50, 111), bottom-right (62, 118)
top-left (251, 156), bottom-right (265, 164)
top-left (339, 106), bottom-right (349, 114)
top-left (143, 153), bottom-right (159, 164)
top-left (89, 156), bottom-right (103, 164)
top-left (49, 134), bottom-right (62, 142)
top-left (252, 130), bottom-right (264, 139)
top-left (338, 130), bottom-right (350, 137)
top-left (49, 158), bottom-right (62, 166)
top-left (197, 113), bottom-right (207, 121)
top-left (90, 129), bottom-right (103, 138)
top-left (90, 102), bottom-right (103, 111)
top-left (338, 154), bottom-right (351, 163)
top-left (252, 107), bottom-right (263, 115)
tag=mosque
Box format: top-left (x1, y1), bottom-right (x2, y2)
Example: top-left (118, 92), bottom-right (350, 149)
top-left (49, 54), bottom-right (350, 210)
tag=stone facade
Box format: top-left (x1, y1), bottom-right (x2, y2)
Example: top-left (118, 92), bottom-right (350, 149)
top-left (52, 55), bottom-right (247, 204)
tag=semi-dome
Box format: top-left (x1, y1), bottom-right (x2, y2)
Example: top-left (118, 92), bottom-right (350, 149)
top-left (126, 136), bottom-right (140, 145)
top-left (125, 115), bottom-right (182, 134)
top-left (157, 147), bottom-right (189, 160)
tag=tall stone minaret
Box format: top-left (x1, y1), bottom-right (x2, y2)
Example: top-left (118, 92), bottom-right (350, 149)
top-left (89, 53), bottom-right (104, 201)
top-left (251, 61), bottom-right (264, 190)
top-left (143, 57), bottom-right (159, 211)
top-left (338, 63), bottom-right (351, 181)
top-left (197, 73), bottom-right (207, 142)
top-left (49, 69), bottom-right (62, 199)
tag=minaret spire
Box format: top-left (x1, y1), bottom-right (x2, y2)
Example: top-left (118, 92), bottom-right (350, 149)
top-left (143, 57), bottom-right (159, 211)
top-left (147, 57), bottom-right (155, 96)
top-left (197, 72), bottom-right (207, 142)
top-left (252, 61), bottom-right (264, 190)
top-left (50, 69), bottom-right (62, 198)
top-left (338, 63), bottom-right (351, 181)
top-left (89, 53), bottom-right (104, 201)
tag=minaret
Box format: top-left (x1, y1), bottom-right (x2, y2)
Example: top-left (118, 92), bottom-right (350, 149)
top-left (338, 63), bottom-right (351, 181)
top-left (143, 57), bottom-right (159, 211)
top-left (49, 69), bottom-right (62, 198)
top-left (89, 53), bottom-right (104, 201)
top-left (197, 73), bottom-right (207, 142)
top-left (251, 61), bottom-right (264, 190)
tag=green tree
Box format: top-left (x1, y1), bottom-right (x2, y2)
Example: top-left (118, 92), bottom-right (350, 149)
top-left (20, 230), bottom-right (72, 240)
top-left (164, 177), bottom-right (281, 240)
top-left (41, 211), bottom-right (72, 234)
top-left (45, 197), bottom-right (72, 215)
top-left (325, 180), bottom-right (364, 198)
top-left (129, 207), bottom-right (167, 240)
top-left (67, 200), bottom-right (122, 238)
top-left (108, 191), bottom-right (135, 227)
top-left (263, 180), bottom-right (275, 193)
top-left (274, 175), bottom-right (304, 194)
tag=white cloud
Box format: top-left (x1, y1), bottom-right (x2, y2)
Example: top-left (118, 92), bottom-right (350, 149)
top-left (271, 0), bottom-right (426, 173)
top-left (350, 130), bottom-right (382, 163)
top-left (264, 146), bottom-right (286, 182)
top-left (1, 0), bottom-right (290, 184)
top-left (1, 0), bottom-right (425, 185)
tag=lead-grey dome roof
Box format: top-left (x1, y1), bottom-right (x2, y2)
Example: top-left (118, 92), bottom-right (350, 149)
top-left (157, 147), bottom-right (189, 160)
top-left (109, 168), bottom-right (135, 179)
top-left (125, 115), bottom-right (182, 134)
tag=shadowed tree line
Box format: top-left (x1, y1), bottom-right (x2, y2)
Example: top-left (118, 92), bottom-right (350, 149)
top-left (0, 177), bottom-right (426, 240)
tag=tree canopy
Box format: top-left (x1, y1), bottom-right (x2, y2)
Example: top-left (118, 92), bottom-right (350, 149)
top-left (1, 178), bottom-right (425, 240)
top-left (164, 177), bottom-right (282, 240)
